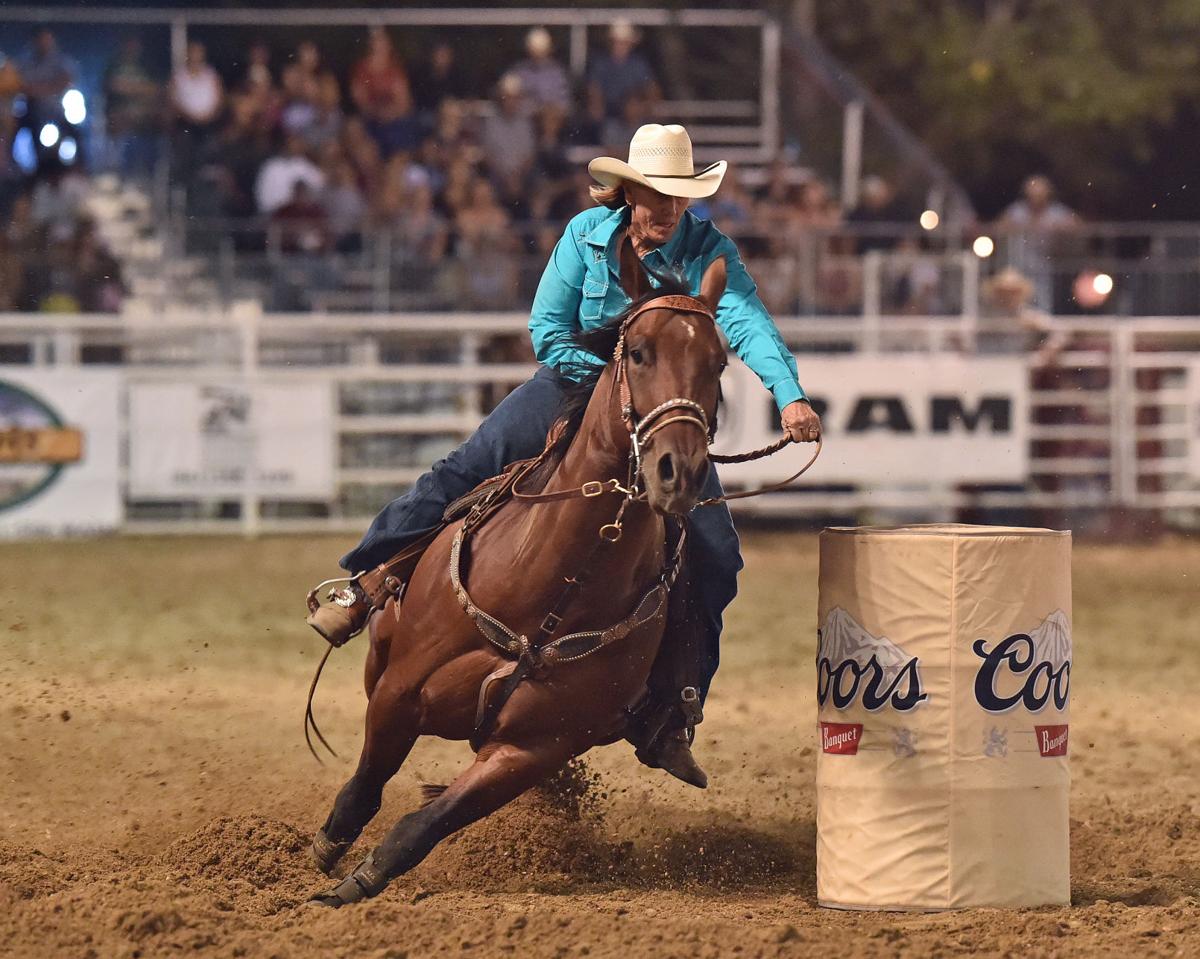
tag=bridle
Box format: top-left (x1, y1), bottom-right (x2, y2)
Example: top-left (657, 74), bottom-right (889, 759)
top-left (514, 292), bottom-right (821, 513)
top-left (614, 293), bottom-right (719, 499)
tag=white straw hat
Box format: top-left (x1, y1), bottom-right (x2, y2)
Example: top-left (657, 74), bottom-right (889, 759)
top-left (588, 123), bottom-right (727, 199)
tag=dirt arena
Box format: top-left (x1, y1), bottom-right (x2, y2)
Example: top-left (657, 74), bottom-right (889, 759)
top-left (2, 531), bottom-right (1198, 958)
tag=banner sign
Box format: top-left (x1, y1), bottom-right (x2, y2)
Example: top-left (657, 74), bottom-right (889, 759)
top-left (713, 355), bottom-right (1029, 484)
top-left (0, 370), bottom-right (122, 537)
top-left (129, 380), bottom-right (335, 498)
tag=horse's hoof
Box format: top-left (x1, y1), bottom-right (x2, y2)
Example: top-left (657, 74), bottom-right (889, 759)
top-left (311, 828), bottom-right (353, 876)
top-left (307, 857), bottom-right (388, 908)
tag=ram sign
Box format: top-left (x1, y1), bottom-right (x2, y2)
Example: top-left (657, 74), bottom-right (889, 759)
top-left (713, 355), bottom-right (1030, 485)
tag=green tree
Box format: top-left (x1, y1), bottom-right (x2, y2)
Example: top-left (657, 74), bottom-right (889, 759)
top-left (817, 0), bottom-right (1200, 217)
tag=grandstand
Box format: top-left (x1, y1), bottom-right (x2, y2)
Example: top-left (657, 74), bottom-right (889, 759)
top-left (2, 6), bottom-right (1200, 535)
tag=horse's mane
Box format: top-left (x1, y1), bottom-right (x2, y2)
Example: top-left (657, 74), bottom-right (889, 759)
top-left (542, 267), bottom-right (695, 469)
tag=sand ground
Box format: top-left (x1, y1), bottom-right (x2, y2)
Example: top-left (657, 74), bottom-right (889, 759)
top-left (1, 532), bottom-right (1197, 958)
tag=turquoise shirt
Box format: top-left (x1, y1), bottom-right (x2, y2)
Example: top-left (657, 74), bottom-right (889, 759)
top-left (528, 205), bottom-right (806, 412)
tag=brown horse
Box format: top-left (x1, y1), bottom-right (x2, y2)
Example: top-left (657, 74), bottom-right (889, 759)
top-left (308, 260), bottom-right (730, 907)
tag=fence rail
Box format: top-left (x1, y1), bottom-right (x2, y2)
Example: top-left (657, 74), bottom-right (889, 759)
top-left (2, 310), bottom-right (1198, 535)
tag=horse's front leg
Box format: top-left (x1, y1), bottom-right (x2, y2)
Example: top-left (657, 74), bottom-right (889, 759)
top-left (313, 670), bottom-right (419, 875)
top-left (309, 735), bottom-right (576, 906)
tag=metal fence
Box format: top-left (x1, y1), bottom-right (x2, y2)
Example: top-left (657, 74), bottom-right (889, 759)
top-left (2, 309), bottom-right (1198, 534)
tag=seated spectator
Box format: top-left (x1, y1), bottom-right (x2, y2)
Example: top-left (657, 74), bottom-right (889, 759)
top-left (322, 158), bottom-right (367, 251)
top-left (411, 41), bottom-right (468, 122)
top-left (366, 83), bottom-right (423, 159)
top-left (299, 75), bottom-right (344, 154)
top-left (255, 133), bottom-right (325, 214)
top-left (281, 41), bottom-right (340, 143)
top-left (238, 42), bottom-right (283, 132)
top-left (340, 116), bottom-right (383, 193)
top-left (72, 217), bottom-right (125, 312)
top-left (30, 165), bottom-right (88, 244)
top-left (792, 179), bottom-right (842, 230)
top-left (419, 98), bottom-right (482, 180)
top-left (271, 180), bottom-right (330, 254)
top-left (171, 41), bottom-right (224, 179)
top-left (351, 28), bottom-right (410, 124)
top-left (1, 193), bottom-right (38, 310)
top-left (453, 178), bottom-right (518, 308)
top-left (197, 93), bottom-right (273, 219)
top-left (440, 156), bottom-right (480, 217)
top-left (705, 166), bottom-right (755, 232)
top-left (392, 183), bottom-right (449, 271)
top-left (845, 175), bottom-right (901, 251)
top-left (511, 29), bottom-right (571, 119)
top-left (481, 73), bottom-right (536, 205)
top-left (586, 19), bottom-right (660, 128)
top-left (104, 36), bottom-right (161, 181)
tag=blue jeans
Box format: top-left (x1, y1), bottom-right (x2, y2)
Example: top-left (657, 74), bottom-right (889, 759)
top-left (341, 366), bottom-right (742, 698)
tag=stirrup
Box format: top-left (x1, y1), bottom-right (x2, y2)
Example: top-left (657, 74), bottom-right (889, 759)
top-left (306, 583), bottom-right (370, 647)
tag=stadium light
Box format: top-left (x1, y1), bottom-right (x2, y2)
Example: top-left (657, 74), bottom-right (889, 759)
top-left (39, 123), bottom-right (60, 148)
top-left (12, 128), bottom-right (36, 172)
top-left (1093, 273), bottom-right (1114, 296)
top-left (972, 235), bottom-right (995, 258)
top-left (59, 138), bottom-right (78, 164)
top-left (919, 210), bottom-right (940, 230)
top-left (62, 89), bottom-right (87, 125)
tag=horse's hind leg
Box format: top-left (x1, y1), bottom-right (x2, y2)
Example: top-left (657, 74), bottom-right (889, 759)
top-left (310, 736), bottom-right (574, 906)
top-left (313, 673), bottom-right (418, 875)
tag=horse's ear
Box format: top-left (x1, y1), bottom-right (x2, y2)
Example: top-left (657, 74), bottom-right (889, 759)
top-left (698, 256), bottom-right (727, 314)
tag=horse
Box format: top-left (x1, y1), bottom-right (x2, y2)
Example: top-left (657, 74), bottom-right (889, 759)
top-left (308, 259), bottom-right (731, 907)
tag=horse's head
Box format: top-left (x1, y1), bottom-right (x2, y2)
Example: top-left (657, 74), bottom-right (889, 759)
top-left (617, 258), bottom-right (728, 515)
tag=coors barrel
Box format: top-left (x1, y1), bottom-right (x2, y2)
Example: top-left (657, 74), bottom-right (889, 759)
top-left (816, 525), bottom-right (1071, 910)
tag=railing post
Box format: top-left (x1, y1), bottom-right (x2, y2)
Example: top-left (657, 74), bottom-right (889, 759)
top-left (238, 305), bottom-right (262, 538)
top-left (841, 99), bottom-right (864, 210)
top-left (1112, 322), bottom-right (1137, 509)
top-left (761, 19), bottom-right (781, 157)
top-left (862, 250), bottom-right (881, 351)
top-left (569, 23), bottom-right (588, 79)
top-left (959, 250), bottom-right (979, 353)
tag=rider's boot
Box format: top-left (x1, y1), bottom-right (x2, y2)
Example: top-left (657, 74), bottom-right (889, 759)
top-left (629, 687), bottom-right (708, 789)
top-left (306, 583), bottom-right (371, 648)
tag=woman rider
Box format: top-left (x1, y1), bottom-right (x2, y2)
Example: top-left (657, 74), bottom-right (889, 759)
top-left (317, 124), bottom-right (822, 787)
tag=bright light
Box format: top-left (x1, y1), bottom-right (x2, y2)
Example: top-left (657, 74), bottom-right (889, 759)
top-left (12, 128), bottom-right (36, 172)
top-left (1092, 272), bottom-right (1114, 296)
top-left (58, 137), bottom-right (78, 163)
top-left (39, 123), bottom-right (60, 148)
top-left (62, 88), bottom-right (87, 125)
top-left (972, 235), bottom-right (995, 258)
top-left (919, 209), bottom-right (940, 230)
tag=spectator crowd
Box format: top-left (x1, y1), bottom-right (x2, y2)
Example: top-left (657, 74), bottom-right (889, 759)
top-left (1, 21), bottom-right (1092, 318)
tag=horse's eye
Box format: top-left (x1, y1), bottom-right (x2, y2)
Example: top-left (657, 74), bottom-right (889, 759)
top-left (630, 348), bottom-right (645, 365)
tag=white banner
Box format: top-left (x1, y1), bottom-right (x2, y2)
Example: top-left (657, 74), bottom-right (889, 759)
top-left (129, 380), bottom-right (335, 498)
top-left (0, 370), bottom-right (122, 537)
top-left (713, 355), bottom-right (1030, 485)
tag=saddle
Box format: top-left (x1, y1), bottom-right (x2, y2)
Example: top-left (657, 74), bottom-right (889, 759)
top-left (354, 453), bottom-right (542, 608)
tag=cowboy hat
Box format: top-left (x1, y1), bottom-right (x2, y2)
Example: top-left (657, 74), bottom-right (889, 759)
top-left (589, 123), bottom-right (727, 200)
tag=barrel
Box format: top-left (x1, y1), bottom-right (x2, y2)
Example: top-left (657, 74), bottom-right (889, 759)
top-left (815, 524), bottom-right (1072, 910)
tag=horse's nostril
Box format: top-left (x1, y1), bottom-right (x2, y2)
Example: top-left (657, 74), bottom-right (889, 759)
top-left (658, 453), bottom-right (676, 485)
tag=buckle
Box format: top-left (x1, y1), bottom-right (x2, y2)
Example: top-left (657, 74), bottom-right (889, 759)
top-left (582, 480), bottom-right (606, 497)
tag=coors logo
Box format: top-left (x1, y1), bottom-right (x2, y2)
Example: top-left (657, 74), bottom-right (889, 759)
top-left (973, 610), bottom-right (1071, 714)
top-left (817, 608), bottom-right (927, 712)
